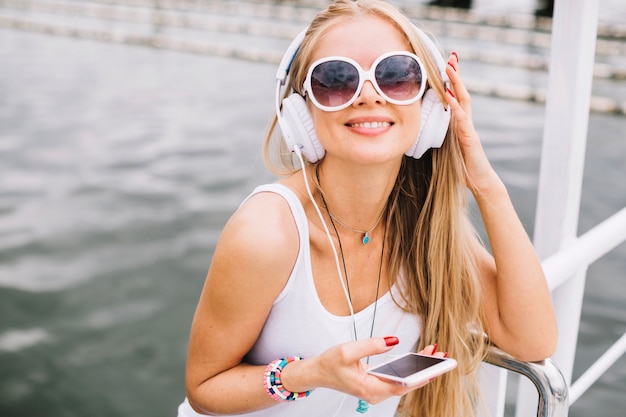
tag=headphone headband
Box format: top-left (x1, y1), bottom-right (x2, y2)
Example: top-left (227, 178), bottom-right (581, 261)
top-left (276, 23), bottom-right (448, 87)
top-left (276, 29), bottom-right (307, 86)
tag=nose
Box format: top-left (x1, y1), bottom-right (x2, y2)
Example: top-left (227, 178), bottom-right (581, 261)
top-left (353, 79), bottom-right (387, 107)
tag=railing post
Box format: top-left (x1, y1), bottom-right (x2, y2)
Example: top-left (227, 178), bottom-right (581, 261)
top-left (517, 0), bottom-right (600, 416)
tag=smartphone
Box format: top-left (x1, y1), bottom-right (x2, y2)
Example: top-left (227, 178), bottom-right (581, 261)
top-left (366, 353), bottom-right (457, 386)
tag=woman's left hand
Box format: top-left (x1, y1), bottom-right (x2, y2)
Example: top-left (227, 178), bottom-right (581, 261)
top-left (418, 343), bottom-right (448, 359)
top-left (443, 53), bottom-right (499, 193)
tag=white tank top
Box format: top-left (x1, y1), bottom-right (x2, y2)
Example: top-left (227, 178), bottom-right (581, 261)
top-left (178, 184), bottom-right (421, 417)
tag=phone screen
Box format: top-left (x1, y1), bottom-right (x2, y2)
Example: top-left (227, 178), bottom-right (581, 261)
top-left (371, 354), bottom-right (446, 378)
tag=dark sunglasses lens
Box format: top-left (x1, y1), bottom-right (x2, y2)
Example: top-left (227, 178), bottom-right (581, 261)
top-left (310, 60), bottom-right (359, 108)
top-left (375, 55), bottom-right (422, 101)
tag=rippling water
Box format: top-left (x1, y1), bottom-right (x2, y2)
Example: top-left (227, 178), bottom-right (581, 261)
top-left (0, 26), bottom-right (624, 417)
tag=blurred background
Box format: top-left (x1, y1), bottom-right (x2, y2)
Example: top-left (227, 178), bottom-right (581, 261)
top-left (0, 1), bottom-right (624, 416)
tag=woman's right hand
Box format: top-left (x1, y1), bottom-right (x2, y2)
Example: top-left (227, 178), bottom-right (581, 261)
top-left (280, 337), bottom-right (444, 405)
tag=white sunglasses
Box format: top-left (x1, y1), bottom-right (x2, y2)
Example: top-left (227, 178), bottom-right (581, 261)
top-left (302, 51), bottom-right (428, 112)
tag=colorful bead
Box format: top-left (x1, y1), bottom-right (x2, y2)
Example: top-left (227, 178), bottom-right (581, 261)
top-left (263, 357), bottom-right (312, 403)
top-left (356, 398), bottom-right (370, 413)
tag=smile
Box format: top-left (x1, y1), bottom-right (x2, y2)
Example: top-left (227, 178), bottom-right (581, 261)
top-left (346, 121), bottom-right (393, 129)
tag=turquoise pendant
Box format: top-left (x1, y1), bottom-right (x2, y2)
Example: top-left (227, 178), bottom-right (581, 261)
top-left (362, 232), bottom-right (370, 245)
top-left (356, 399), bottom-right (370, 413)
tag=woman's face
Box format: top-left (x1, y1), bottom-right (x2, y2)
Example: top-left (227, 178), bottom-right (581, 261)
top-left (307, 15), bottom-right (422, 166)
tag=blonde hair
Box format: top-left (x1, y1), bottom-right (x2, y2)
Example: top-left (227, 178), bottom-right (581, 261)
top-left (263, 1), bottom-right (489, 416)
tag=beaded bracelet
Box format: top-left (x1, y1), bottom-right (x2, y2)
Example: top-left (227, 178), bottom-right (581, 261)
top-left (263, 357), bottom-right (312, 402)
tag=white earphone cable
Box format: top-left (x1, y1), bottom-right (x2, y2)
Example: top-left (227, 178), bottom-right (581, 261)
top-left (292, 146), bottom-right (358, 337)
top-left (294, 146), bottom-right (360, 415)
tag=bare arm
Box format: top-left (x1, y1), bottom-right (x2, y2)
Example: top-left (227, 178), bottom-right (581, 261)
top-left (185, 192), bottom-right (300, 414)
top-left (445, 54), bottom-right (558, 361)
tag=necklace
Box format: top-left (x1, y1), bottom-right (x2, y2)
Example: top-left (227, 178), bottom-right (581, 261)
top-left (321, 190), bottom-right (387, 415)
top-left (315, 168), bottom-right (386, 245)
top-left (327, 208), bottom-right (385, 245)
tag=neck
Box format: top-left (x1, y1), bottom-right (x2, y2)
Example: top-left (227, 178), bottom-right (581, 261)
top-left (315, 159), bottom-right (399, 230)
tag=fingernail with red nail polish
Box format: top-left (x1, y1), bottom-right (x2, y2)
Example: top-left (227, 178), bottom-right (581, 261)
top-left (447, 88), bottom-right (455, 98)
top-left (431, 344), bottom-right (438, 355)
top-left (452, 51), bottom-right (459, 62)
top-left (384, 336), bottom-right (399, 346)
top-left (443, 352), bottom-right (449, 358)
top-left (447, 61), bottom-right (457, 72)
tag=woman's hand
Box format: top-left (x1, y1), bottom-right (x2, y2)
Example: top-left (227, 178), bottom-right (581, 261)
top-left (418, 343), bottom-right (448, 359)
top-left (443, 53), bottom-right (501, 194)
top-left (282, 338), bottom-right (448, 405)
top-left (281, 336), bottom-right (408, 405)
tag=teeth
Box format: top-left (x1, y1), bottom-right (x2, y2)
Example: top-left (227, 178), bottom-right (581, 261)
top-left (350, 121), bottom-right (391, 129)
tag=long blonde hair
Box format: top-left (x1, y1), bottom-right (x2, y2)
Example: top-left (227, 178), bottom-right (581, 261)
top-left (263, 1), bottom-right (489, 416)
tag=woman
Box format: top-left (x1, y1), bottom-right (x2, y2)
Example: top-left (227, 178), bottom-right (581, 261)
top-left (178, 1), bottom-right (557, 416)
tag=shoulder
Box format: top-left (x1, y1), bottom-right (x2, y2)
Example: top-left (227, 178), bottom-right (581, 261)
top-left (216, 185), bottom-right (302, 279)
top-left (233, 185), bottom-right (302, 243)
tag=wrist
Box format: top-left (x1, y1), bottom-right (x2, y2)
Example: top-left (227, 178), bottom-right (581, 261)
top-left (469, 169), bottom-right (507, 202)
top-left (280, 356), bottom-right (322, 393)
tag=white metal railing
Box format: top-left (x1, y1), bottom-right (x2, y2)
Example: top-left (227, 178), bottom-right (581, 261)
top-left (542, 207), bottom-right (626, 291)
top-left (487, 0), bottom-right (626, 416)
top-left (501, 206), bottom-right (626, 416)
top-left (543, 207), bottom-right (626, 405)
top-left (485, 345), bottom-right (569, 417)
top-left (481, 206), bottom-right (626, 417)
top-left (568, 333), bottom-right (626, 404)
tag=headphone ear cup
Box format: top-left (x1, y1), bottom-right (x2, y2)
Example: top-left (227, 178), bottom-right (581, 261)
top-left (405, 89), bottom-right (451, 159)
top-left (280, 94), bottom-right (325, 163)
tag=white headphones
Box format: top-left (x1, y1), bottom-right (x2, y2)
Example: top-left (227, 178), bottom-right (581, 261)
top-left (275, 24), bottom-right (451, 163)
